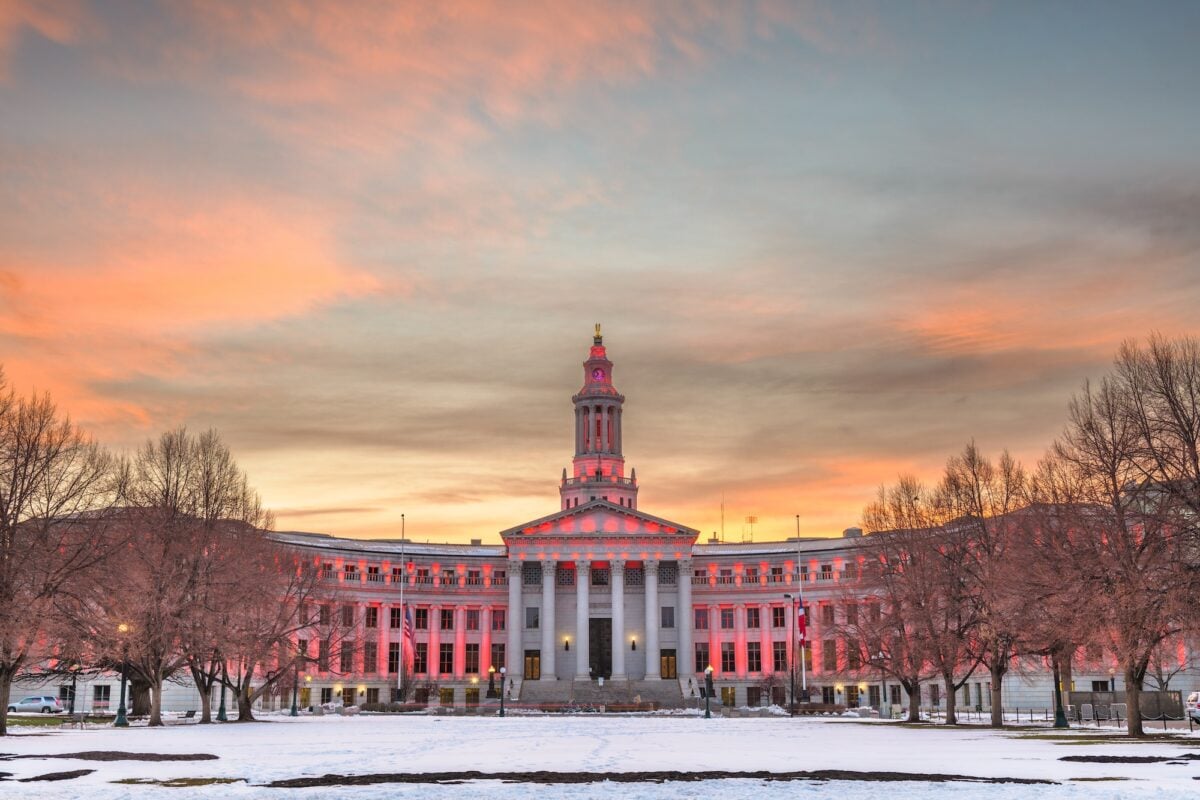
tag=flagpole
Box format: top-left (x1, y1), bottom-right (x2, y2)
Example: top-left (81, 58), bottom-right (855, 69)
top-left (796, 513), bottom-right (807, 694)
top-left (399, 513), bottom-right (405, 699)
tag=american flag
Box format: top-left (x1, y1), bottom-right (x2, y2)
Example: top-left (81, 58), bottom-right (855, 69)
top-left (402, 604), bottom-right (416, 670)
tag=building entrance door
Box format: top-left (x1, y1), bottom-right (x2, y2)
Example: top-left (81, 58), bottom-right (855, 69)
top-left (524, 650), bottom-right (541, 680)
top-left (660, 649), bottom-right (677, 679)
top-left (588, 618), bottom-right (612, 679)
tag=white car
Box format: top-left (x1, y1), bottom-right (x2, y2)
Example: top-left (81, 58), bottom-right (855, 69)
top-left (7, 695), bottom-right (64, 714)
top-left (1187, 691), bottom-right (1199, 724)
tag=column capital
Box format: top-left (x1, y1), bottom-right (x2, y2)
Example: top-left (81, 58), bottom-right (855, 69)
top-left (644, 559), bottom-right (659, 574)
top-left (679, 557), bottom-right (693, 570)
top-left (610, 559), bottom-right (625, 576)
top-left (507, 559), bottom-right (522, 572)
top-left (542, 561), bottom-right (557, 578)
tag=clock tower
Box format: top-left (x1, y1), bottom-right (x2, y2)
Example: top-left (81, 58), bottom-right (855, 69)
top-left (560, 325), bottom-right (639, 510)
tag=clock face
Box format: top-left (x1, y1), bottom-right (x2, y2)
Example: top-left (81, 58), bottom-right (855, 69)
top-left (592, 368), bottom-right (605, 381)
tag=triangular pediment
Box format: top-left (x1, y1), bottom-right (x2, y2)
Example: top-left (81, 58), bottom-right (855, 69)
top-left (500, 499), bottom-right (698, 540)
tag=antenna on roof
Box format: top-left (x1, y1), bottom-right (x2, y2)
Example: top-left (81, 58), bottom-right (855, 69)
top-left (720, 493), bottom-right (725, 542)
top-left (744, 515), bottom-right (757, 543)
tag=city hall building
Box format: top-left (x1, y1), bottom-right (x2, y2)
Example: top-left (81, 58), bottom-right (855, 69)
top-left (23, 329), bottom-right (1197, 716)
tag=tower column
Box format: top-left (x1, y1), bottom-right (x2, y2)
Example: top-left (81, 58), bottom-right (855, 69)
top-left (601, 405), bottom-right (609, 452)
top-left (575, 561), bottom-right (590, 679)
top-left (506, 560), bottom-right (521, 682)
top-left (541, 562), bottom-right (557, 679)
top-left (644, 560), bottom-right (660, 679)
top-left (611, 560), bottom-right (626, 680)
top-left (678, 559), bottom-right (693, 676)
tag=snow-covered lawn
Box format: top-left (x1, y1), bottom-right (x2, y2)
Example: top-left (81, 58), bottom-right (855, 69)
top-left (2, 714), bottom-right (1198, 799)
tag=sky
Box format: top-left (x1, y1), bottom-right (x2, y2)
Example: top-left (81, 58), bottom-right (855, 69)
top-left (2, 1), bottom-right (1199, 544)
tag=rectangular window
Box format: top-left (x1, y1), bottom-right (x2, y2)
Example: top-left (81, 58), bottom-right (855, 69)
top-left (660, 606), bottom-right (675, 629)
top-left (845, 603), bottom-right (857, 625)
top-left (747, 686), bottom-right (762, 707)
top-left (342, 687), bottom-right (355, 707)
top-left (440, 609), bottom-right (454, 630)
top-left (319, 604), bottom-right (331, 626)
top-left (695, 642), bottom-right (709, 672)
top-left (491, 643), bottom-right (506, 671)
top-left (771, 607), bottom-right (785, 628)
top-left (491, 609), bottom-right (506, 631)
top-left (340, 641), bottom-right (355, 673)
top-left (388, 643), bottom-right (400, 674)
top-left (318, 639), bottom-right (331, 671)
top-left (747, 641), bottom-right (762, 672)
top-left (390, 607), bottom-right (403, 629)
top-left (366, 687), bottom-right (380, 705)
top-left (414, 643), bottom-right (428, 674)
top-left (868, 602), bottom-right (881, 623)
top-left (890, 684), bottom-right (902, 706)
top-left (525, 607), bottom-right (540, 630)
top-left (822, 685), bottom-right (835, 704)
top-left (466, 609), bottom-right (480, 631)
top-left (414, 608), bottom-right (429, 630)
top-left (720, 642), bottom-right (735, 672)
top-left (391, 566), bottom-right (404, 584)
top-left (821, 605), bottom-right (834, 625)
top-left (465, 643), bottom-right (480, 674)
top-left (439, 643), bottom-right (454, 674)
top-left (341, 605), bottom-right (355, 628)
top-left (694, 608), bottom-right (709, 630)
top-left (321, 687), bottom-right (333, 705)
top-left (93, 684), bottom-right (111, 709)
top-left (773, 641), bottom-right (788, 671)
top-left (363, 642), bottom-right (378, 673)
top-left (720, 608), bottom-right (735, 629)
top-left (467, 569), bottom-right (482, 586)
top-left (591, 568), bottom-right (609, 587)
top-left (365, 607), bottom-right (378, 629)
top-left (846, 643), bottom-right (861, 670)
top-left (297, 638), bottom-right (308, 658)
top-left (930, 684), bottom-right (940, 706)
top-left (746, 607), bottom-right (760, 629)
top-left (822, 640), bottom-right (837, 672)
top-left (846, 686), bottom-right (859, 707)
top-left (720, 686), bottom-right (736, 706)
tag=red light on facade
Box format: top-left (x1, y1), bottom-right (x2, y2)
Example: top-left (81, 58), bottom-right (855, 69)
top-left (645, 521), bottom-right (660, 533)
top-left (580, 517), bottom-right (597, 533)
top-left (623, 518), bottom-right (638, 533)
top-left (603, 517), bottom-right (618, 533)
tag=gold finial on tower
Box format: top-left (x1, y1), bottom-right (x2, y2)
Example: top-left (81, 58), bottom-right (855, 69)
top-left (594, 323), bottom-right (602, 344)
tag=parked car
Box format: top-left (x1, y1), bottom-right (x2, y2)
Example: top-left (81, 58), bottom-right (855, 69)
top-left (1187, 692), bottom-right (1199, 724)
top-left (7, 695), bottom-right (64, 714)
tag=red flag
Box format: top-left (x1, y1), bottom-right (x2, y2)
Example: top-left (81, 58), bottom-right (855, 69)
top-left (796, 598), bottom-right (807, 647)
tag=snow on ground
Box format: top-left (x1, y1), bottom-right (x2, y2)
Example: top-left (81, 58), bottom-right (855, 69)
top-left (2, 714), bottom-right (1198, 800)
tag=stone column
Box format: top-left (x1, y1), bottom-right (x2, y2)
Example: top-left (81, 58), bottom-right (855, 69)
top-left (481, 605), bottom-right (492, 675)
top-left (616, 408), bottom-right (622, 453)
top-left (678, 559), bottom-right (693, 676)
top-left (379, 603), bottom-right (390, 676)
top-left (601, 405), bottom-right (609, 452)
top-left (644, 560), bottom-right (660, 679)
top-left (428, 604), bottom-right (441, 680)
top-left (611, 560), bottom-right (626, 680)
top-left (454, 605), bottom-right (467, 678)
top-left (506, 560), bottom-right (521, 678)
top-left (708, 604), bottom-right (720, 676)
top-left (735, 604), bottom-right (748, 678)
top-left (541, 562), bottom-right (557, 679)
top-left (575, 561), bottom-right (590, 679)
top-left (759, 603), bottom-right (773, 675)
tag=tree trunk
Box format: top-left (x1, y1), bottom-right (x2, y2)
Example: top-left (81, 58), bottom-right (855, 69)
top-left (943, 673), bottom-right (958, 725)
top-left (148, 675), bottom-right (164, 727)
top-left (989, 663), bottom-right (1005, 728)
top-left (131, 679), bottom-right (152, 717)
top-left (906, 681), bottom-right (921, 722)
top-left (1061, 651), bottom-right (1073, 696)
top-left (189, 665), bottom-right (214, 724)
top-left (236, 685), bottom-right (255, 722)
top-left (1125, 665), bottom-right (1144, 738)
top-left (0, 668), bottom-right (13, 736)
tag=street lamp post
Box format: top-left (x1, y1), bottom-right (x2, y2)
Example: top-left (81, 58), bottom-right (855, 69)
top-left (217, 664), bottom-right (228, 722)
top-left (499, 667), bottom-right (507, 717)
top-left (704, 665), bottom-right (714, 719)
top-left (115, 623), bottom-right (130, 727)
top-left (487, 665), bottom-right (497, 699)
top-left (877, 650), bottom-right (887, 719)
top-left (784, 593), bottom-right (796, 716)
top-left (291, 659), bottom-right (301, 717)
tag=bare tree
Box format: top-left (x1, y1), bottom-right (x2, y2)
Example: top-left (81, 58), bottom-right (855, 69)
top-left (0, 370), bottom-right (119, 736)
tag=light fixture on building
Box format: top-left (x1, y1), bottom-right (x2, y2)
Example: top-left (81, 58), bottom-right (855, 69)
top-left (631, 637), bottom-right (637, 651)
top-left (564, 637), bottom-right (570, 652)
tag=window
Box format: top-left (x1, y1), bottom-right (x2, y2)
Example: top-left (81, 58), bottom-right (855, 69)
top-left (525, 607), bottom-right (540, 629)
top-left (694, 608), bottom-right (709, 630)
top-left (746, 607), bottom-right (760, 629)
top-left (491, 609), bottom-right (506, 631)
top-left (1091, 680), bottom-right (1111, 692)
top-left (388, 643), bottom-right (400, 674)
top-left (465, 643), bottom-right (480, 674)
top-left (720, 642), bottom-right (735, 672)
top-left (439, 644), bottom-right (454, 674)
top-left (365, 607), bottom-right (379, 629)
top-left (390, 607), bottom-right (403, 629)
top-left (363, 642), bottom-right (378, 673)
top-left (344, 564), bottom-right (358, 581)
top-left (846, 686), bottom-right (860, 707)
top-left (440, 609), bottom-right (454, 630)
top-left (745, 567), bottom-right (758, 582)
top-left (297, 638), bottom-right (308, 658)
top-left (845, 603), bottom-right (857, 625)
top-left (771, 607), bottom-right (785, 628)
top-left (491, 643), bottom-right (506, 671)
top-left (720, 608), bottom-right (735, 630)
top-left (747, 641), bottom-right (762, 672)
top-left (822, 685), bottom-right (835, 704)
top-left (414, 608), bottom-right (429, 630)
top-left (522, 563), bottom-right (541, 585)
top-left (342, 687), bottom-right (355, 707)
top-left (93, 684), bottom-right (111, 709)
top-left (467, 569), bottom-right (482, 586)
top-left (890, 685), bottom-right (902, 706)
top-left (821, 605), bottom-right (834, 625)
top-left (695, 643), bottom-right (709, 672)
top-left (720, 686), bottom-right (736, 706)
top-left (660, 606), bottom-right (675, 629)
top-left (441, 568), bottom-right (456, 585)
top-left (772, 642), bottom-right (787, 671)
top-left (466, 609), bottom-right (480, 631)
top-left (321, 687), bottom-right (333, 705)
top-left (822, 640), bottom-right (837, 672)
top-left (591, 568), bottom-right (609, 587)
top-left (340, 641), bottom-right (355, 673)
top-left (341, 605), bottom-right (355, 628)
top-left (318, 640), bottom-right (331, 671)
top-left (319, 604), bottom-right (331, 626)
top-left (868, 602), bottom-right (881, 623)
top-left (367, 566), bottom-right (382, 583)
top-left (770, 565), bottom-right (783, 582)
top-left (930, 684), bottom-right (940, 706)
top-left (391, 566), bottom-right (404, 583)
top-left (846, 643), bottom-right (861, 670)
top-left (414, 643), bottom-right (428, 674)
top-left (366, 688), bottom-right (380, 705)
top-left (747, 686), bottom-right (762, 707)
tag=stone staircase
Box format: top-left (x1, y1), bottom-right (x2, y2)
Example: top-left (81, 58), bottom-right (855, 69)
top-left (515, 678), bottom-right (685, 709)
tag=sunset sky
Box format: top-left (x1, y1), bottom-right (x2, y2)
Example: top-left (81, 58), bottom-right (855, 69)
top-left (2, 1), bottom-right (1199, 543)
